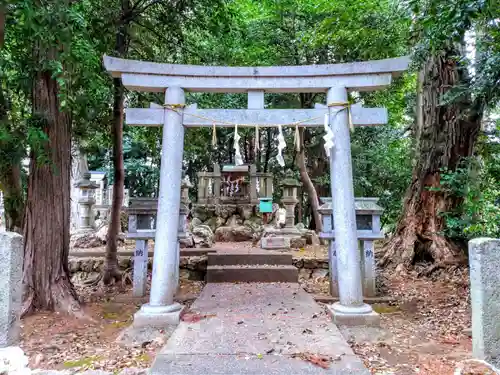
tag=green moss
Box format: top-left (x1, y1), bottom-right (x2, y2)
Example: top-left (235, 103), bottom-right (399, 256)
top-left (136, 353), bottom-right (151, 363)
top-left (109, 320), bottom-right (130, 329)
top-left (63, 356), bottom-right (101, 368)
top-left (102, 311), bottom-right (119, 319)
top-left (372, 303), bottom-right (400, 314)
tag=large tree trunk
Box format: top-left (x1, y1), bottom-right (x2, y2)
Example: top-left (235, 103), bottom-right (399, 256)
top-left (296, 127), bottom-right (322, 232)
top-left (22, 49), bottom-right (80, 315)
top-left (381, 49), bottom-right (482, 271)
top-left (1, 163), bottom-right (24, 233)
top-left (102, 4), bottom-right (129, 284)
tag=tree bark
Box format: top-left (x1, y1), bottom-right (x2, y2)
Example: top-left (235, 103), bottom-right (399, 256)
top-left (296, 127), bottom-right (322, 232)
top-left (103, 6), bottom-right (129, 284)
top-left (22, 47), bottom-right (80, 315)
top-left (381, 49), bottom-right (482, 271)
top-left (1, 163), bottom-right (24, 233)
top-left (263, 127), bottom-right (272, 172)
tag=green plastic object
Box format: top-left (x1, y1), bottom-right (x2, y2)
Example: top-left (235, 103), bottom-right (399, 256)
top-left (259, 198), bottom-right (273, 213)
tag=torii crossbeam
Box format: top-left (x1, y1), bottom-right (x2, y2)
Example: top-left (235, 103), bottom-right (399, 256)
top-left (104, 55), bottom-right (409, 328)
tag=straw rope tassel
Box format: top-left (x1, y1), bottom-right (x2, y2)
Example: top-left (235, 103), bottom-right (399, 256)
top-left (276, 124), bottom-right (286, 167)
top-left (254, 125), bottom-right (260, 153)
top-left (294, 124), bottom-right (301, 151)
top-left (234, 124), bottom-right (243, 166)
top-left (327, 101), bottom-right (354, 132)
top-left (212, 121), bottom-right (217, 146)
top-left (323, 113), bottom-right (335, 157)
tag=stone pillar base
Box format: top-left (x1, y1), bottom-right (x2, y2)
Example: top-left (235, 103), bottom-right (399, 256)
top-left (327, 302), bottom-right (380, 327)
top-left (133, 303), bottom-right (184, 328)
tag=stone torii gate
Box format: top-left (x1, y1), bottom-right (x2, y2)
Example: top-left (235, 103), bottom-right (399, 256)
top-left (104, 55), bottom-right (409, 327)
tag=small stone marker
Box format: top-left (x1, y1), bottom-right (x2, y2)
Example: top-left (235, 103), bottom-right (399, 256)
top-left (133, 240), bottom-right (149, 297)
top-left (260, 236), bottom-right (290, 249)
top-left (0, 232), bottom-right (24, 347)
top-left (362, 240), bottom-right (376, 297)
top-left (469, 237), bottom-right (500, 368)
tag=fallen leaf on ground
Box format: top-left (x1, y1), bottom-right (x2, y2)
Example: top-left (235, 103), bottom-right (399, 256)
top-left (293, 353), bottom-right (331, 369)
top-left (180, 312), bottom-right (217, 323)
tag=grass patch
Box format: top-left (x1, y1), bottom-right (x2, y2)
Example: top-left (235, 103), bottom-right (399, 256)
top-left (63, 356), bottom-right (102, 369)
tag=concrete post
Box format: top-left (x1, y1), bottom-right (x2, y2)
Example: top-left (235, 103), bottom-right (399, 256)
top-left (133, 240), bottom-right (148, 297)
top-left (249, 164), bottom-right (258, 204)
top-left (134, 87), bottom-right (185, 327)
top-left (362, 241), bottom-right (376, 297)
top-left (329, 241), bottom-right (339, 297)
top-left (0, 232), bottom-right (23, 347)
top-left (326, 87), bottom-right (378, 326)
top-left (469, 238), bottom-right (500, 368)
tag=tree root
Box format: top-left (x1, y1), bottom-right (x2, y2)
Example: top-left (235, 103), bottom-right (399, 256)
top-left (101, 265), bottom-right (123, 286)
top-left (21, 279), bottom-right (87, 319)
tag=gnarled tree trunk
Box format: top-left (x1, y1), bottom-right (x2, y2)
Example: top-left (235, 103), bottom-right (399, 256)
top-left (296, 127), bottom-right (322, 232)
top-left (102, 1), bottom-right (130, 284)
top-left (381, 49), bottom-right (482, 271)
top-left (22, 47), bottom-right (80, 315)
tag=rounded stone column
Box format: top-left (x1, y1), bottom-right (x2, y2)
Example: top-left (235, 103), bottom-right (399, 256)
top-left (134, 86), bottom-right (185, 327)
top-left (326, 87), bottom-right (379, 326)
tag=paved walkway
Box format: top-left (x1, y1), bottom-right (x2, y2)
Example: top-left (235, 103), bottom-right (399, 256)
top-left (151, 283), bottom-right (369, 374)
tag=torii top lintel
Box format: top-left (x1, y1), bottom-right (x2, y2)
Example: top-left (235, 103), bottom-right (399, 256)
top-left (103, 55), bottom-right (410, 93)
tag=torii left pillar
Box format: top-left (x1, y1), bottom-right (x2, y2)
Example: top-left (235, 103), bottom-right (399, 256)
top-left (134, 86), bottom-right (185, 327)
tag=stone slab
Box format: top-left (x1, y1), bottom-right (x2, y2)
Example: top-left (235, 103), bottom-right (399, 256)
top-left (133, 306), bottom-right (184, 328)
top-left (104, 55), bottom-right (409, 78)
top-left (468, 238), bottom-right (500, 367)
top-left (206, 265), bottom-right (298, 283)
top-left (152, 283), bottom-right (369, 374)
top-left (326, 305), bottom-right (380, 327)
top-left (121, 73), bottom-right (393, 93)
top-left (314, 295), bottom-right (396, 304)
top-left (261, 236), bottom-right (291, 249)
top-left (208, 252), bottom-right (292, 266)
top-left (126, 107), bottom-right (388, 127)
top-left (0, 232), bottom-right (24, 348)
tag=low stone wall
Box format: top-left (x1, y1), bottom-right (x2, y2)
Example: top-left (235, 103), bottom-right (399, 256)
top-left (68, 255), bottom-right (329, 285)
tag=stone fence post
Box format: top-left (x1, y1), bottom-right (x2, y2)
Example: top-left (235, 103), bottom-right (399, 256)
top-left (469, 237), bottom-right (500, 368)
top-left (0, 232), bottom-right (24, 347)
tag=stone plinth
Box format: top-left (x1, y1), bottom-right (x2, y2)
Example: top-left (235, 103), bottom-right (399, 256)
top-left (469, 237), bottom-right (500, 368)
top-left (261, 236), bottom-right (291, 250)
top-left (0, 232), bottom-right (24, 347)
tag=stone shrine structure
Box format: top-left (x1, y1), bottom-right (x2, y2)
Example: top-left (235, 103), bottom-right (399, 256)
top-left (104, 54), bottom-right (409, 327)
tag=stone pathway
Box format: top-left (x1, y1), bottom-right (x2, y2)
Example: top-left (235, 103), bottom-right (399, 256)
top-left (151, 283), bottom-right (369, 374)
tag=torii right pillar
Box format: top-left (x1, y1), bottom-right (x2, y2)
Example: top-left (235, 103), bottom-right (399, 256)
top-left (327, 87), bottom-right (380, 326)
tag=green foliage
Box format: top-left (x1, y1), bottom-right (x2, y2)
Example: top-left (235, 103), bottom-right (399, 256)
top-left (437, 150), bottom-right (500, 240)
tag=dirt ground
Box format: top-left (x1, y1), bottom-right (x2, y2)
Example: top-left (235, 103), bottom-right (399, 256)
top-left (24, 243), bottom-right (489, 374)
top-left (20, 279), bottom-right (204, 372)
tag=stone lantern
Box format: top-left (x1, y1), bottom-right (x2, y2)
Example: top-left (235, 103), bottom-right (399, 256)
top-left (74, 172), bottom-right (98, 230)
top-left (280, 170), bottom-right (301, 234)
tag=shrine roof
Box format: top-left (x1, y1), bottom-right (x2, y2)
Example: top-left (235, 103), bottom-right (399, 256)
top-left (319, 197), bottom-right (384, 214)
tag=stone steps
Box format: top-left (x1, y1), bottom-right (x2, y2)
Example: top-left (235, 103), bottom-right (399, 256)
top-left (206, 265), bottom-right (298, 283)
top-left (208, 252), bottom-right (291, 266)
